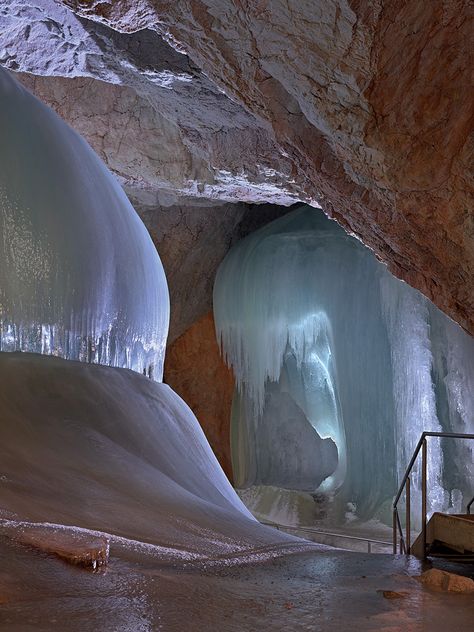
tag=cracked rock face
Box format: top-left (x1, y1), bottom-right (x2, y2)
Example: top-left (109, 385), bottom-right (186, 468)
top-left (3, 0), bottom-right (299, 207)
top-left (58, 0), bottom-right (474, 336)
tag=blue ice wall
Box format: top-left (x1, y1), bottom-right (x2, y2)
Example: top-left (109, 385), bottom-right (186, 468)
top-left (0, 69), bottom-right (169, 379)
top-left (214, 206), bottom-right (474, 522)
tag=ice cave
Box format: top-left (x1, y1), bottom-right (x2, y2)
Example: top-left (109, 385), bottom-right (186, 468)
top-left (0, 65), bottom-right (283, 553)
top-left (214, 207), bottom-right (474, 526)
top-left (0, 2), bottom-right (473, 630)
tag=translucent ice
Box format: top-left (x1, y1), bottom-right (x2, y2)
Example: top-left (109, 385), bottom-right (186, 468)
top-left (382, 273), bottom-right (474, 517)
top-left (0, 68), bottom-right (169, 379)
top-left (214, 206), bottom-right (474, 523)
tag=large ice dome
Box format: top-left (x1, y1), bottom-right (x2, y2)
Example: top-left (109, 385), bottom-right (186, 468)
top-left (0, 68), bottom-right (169, 379)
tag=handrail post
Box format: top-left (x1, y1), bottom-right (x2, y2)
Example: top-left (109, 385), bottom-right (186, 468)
top-left (406, 476), bottom-right (411, 554)
top-left (467, 496), bottom-right (474, 515)
top-left (393, 432), bottom-right (474, 559)
top-left (421, 438), bottom-right (427, 559)
top-left (392, 508), bottom-right (397, 554)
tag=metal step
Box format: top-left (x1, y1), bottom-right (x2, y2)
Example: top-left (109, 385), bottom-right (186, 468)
top-left (412, 513), bottom-right (474, 559)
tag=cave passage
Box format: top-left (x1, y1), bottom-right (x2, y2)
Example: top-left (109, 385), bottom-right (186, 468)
top-left (0, 31), bottom-right (472, 632)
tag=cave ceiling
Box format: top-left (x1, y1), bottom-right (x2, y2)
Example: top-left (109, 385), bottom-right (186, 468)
top-left (1, 0), bottom-right (472, 336)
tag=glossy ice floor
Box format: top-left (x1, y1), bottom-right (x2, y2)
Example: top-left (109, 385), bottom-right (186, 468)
top-left (1, 537), bottom-right (473, 632)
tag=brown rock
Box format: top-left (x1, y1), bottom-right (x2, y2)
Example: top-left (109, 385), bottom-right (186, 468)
top-left (1, 522), bottom-right (109, 570)
top-left (164, 312), bottom-right (234, 480)
top-left (63, 0), bottom-right (474, 336)
top-left (418, 568), bottom-right (474, 593)
top-left (377, 590), bottom-right (408, 599)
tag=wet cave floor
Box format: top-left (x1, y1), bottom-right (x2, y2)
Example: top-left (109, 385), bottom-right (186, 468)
top-left (1, 537), bottom-right (473, 631)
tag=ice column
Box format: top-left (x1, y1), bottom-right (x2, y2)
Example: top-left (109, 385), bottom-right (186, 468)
top-left (214, 206), bottom-right (397, 517)
top-left (0, 68), bottom-right (169, 379)
top-left (382, 274), bottom-right (474, 518)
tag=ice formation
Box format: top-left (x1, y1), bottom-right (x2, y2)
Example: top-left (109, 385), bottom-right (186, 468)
top-left (0, 352), bottom-right (314, 561)
top-left (214, 206), bottom-right (474, 524)
top-left (0, 69), bottom-right (311, 563)
top-left (0, 68), bottom-right (169, 379)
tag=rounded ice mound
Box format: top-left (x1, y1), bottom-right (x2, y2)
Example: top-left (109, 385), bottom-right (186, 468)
top-left (0, 68), bottom-right (169, 379)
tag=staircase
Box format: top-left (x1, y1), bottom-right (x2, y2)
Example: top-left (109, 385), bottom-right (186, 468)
top-left (392, 431), bottom-right (474, 561)
top-left (411, 512), bottom-right (474, 561)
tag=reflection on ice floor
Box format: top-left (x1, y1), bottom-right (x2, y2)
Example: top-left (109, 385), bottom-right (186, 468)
top-left (0, 352), bottom-right (473, 630)
top-left (2, 536), bottom-right (474, 632)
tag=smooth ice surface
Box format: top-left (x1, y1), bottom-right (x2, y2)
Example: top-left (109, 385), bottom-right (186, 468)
top-left (214, 206), bottom-right (474, 524)
top-left (0, 352), bottom-right (318, 561)
top-left (0, 358), bottom-right (471, 630)
top-left (4, 534), bottom-right (474, 632)
top-left (0, 68), bottom-right (169, 379)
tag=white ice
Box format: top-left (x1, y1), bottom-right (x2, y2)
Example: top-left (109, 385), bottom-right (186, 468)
top-left (0, 68), bottom-right (169, 379)
top-left (0, 352), bottom-right (317, 562)
top-left (214, 206), bottom-right (474, 524)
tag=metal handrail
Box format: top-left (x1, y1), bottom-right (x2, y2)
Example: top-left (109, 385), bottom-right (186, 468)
top-left (467, 496), bottom-right (474, 515)
top-left (261, 520), bottom-right (391, 553)
top-left (393, 431), bottom-right (474, 557)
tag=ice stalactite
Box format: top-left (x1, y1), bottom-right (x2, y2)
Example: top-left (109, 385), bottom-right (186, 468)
top-left (214, 205), bottom-right (474, 525)
top-left (0, 68), bottom-right (169, 379)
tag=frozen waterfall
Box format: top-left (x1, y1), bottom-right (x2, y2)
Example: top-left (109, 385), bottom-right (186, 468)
top-left (0, 68), bottom-right (169, 379)
top-left (214, 206), bottom-right (474, 524)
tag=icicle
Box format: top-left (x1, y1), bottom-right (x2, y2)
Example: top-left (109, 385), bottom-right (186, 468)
top-left (214, 205), bottom-right (474, 524)
top-left (0, 68), bottom-right (169, 379)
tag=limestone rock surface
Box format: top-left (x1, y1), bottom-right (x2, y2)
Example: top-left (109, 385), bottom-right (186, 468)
top-left (418, 569), bottom-right (474, 593)
top-left (3, 0), bottom-right (298, 207)
top-left (61, 0), bottom-right (474, 335)
top-left (164, 312), bottom-right (234, 480)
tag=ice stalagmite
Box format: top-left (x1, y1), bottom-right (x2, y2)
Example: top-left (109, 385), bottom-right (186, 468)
top-left (0, 68), bottom-right (169, 379)
top-left (214, 206), bottom-right (474, 524)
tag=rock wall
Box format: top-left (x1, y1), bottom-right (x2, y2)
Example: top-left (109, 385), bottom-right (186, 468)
top-left (4, 1), bottom-right (298, 207)
top-left (62, 0), bottom-right (474, 335)
top-left (164, 312), bottom-right (234, 480)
